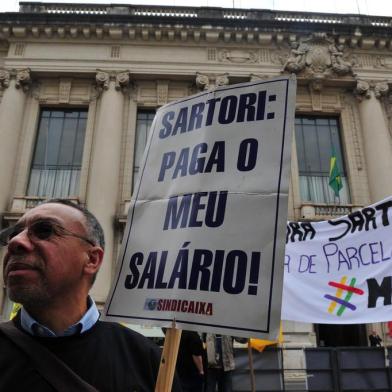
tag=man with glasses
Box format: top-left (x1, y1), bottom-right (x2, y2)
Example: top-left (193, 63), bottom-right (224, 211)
top-left (0, 199), bottom-right (176, 391)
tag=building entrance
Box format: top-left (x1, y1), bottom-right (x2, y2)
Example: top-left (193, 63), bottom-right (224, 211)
top-left (316, 324), bottom-right (368, 347)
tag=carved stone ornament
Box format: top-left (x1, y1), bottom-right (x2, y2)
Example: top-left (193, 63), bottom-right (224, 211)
top-left (374, 56), bottom-right (392, 69)
top-left (374, 82), bottom-right (389, 98)
top-left (282, 34), bottom-right (355, 79)
top-left (195, 72), bottom-right (229, 91)
top-left (215, 74), bottom-right (229, 87)
top-left (354, 80), bottom-right (390, 101)
top-left (218, 49), bottom-right (258, 64)
top-left (157, 80), bottom-right (169, 106)
top-left (0, 69), bottom-right (10, 90)
top-left (195, 72), bottom-right (210, 90)
top-left (15, 68), bottom-right (31, 91)
top-left (354, 80), bottom-right (370, 100)
top-left (95, 71), bottom-right (110, 92)
top-left (309, 77), bottom-right (324, 92)
top-left (283, 42), bottom-right (308, 74)
top-left (59, 79), bottom-right (72, 103)
top-left (115, 71), bottom-right (130, 92)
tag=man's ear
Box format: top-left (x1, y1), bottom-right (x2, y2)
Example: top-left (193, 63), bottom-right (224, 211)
top-left (84, 246), bottom-right (104, 276)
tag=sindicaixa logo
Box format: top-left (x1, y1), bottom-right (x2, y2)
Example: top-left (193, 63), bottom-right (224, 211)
top-left (144, 298), bottom-right (213, 315)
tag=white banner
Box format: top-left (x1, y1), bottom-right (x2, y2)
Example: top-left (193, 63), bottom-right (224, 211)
top-left (103, 77), bottom-right (296, 339)
top-left (282, 197), bottom-right (392, 324)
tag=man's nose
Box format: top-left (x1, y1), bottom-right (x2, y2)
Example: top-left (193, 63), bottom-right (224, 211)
top-left (7, 229), bottom-right (34, 254)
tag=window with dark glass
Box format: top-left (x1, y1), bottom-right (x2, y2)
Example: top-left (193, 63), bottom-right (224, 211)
top-left (295, 116), bottom-right (350, 204)
top-left (133, 110), bottom-right (155, 190)
top-left (27, 109), bottom-right (87, 198)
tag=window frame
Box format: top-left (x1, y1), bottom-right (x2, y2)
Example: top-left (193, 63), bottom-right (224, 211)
top-left (132, 109), bottom-right (156, 191)
top-left (294, 114), bottom-right (351, 205)
top-left (27, 107), bottom-right (89, 198)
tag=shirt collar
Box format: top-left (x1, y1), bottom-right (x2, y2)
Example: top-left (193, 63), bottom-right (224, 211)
top-left (20, 296), bottom-right (100, 337)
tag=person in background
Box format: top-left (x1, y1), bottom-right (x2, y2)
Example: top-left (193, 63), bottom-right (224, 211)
top-left (176, 329), bottom-right (205, 392)
top-left (369, 330), bottom-right (383, 347)
top-left (204, 333), bottom-right (246, 392)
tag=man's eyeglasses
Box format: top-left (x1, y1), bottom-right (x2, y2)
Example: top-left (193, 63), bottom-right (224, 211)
top-left (0, 219), bottom-right (95, 247)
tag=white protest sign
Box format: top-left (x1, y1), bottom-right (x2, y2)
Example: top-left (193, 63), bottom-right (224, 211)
top-left (282, 197), bottom-right (392, 324)
top-left (103, 77), bottom-right (296, 339)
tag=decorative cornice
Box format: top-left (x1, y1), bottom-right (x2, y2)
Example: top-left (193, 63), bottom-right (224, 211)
top-left (195, 72), bottom-right (229, 91)
top-left (15, 3), bottom-right (392, 34)
top-left (0, 13), bottom-right (391, 50)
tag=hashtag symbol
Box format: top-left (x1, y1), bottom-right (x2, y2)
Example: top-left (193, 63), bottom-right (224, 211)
top-left (324, 276), bottom-right (364, 316)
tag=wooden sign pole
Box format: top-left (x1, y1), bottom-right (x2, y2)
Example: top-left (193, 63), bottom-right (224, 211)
top-left (155, 322), bottom-right (182, 392)
top-left (247, 339), bottom-right (256, 392)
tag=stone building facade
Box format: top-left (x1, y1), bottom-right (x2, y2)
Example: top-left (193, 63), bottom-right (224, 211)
top-left (1, 2), bottom-right (392, 347)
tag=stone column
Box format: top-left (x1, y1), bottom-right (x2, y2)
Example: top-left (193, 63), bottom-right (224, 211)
top-left (87, 71), bottom-right (130, 302)
top-left (0, 69), bottom-right (31, 217)
top-left (355, 80), bottom-right (392, 202)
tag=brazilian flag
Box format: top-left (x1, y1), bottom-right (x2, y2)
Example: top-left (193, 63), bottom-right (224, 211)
top-left (329, 147), bottom-right (343, 197)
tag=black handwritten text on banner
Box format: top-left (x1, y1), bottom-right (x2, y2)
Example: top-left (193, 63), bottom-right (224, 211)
top-left (283, 197), bottom-right (392, 324)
